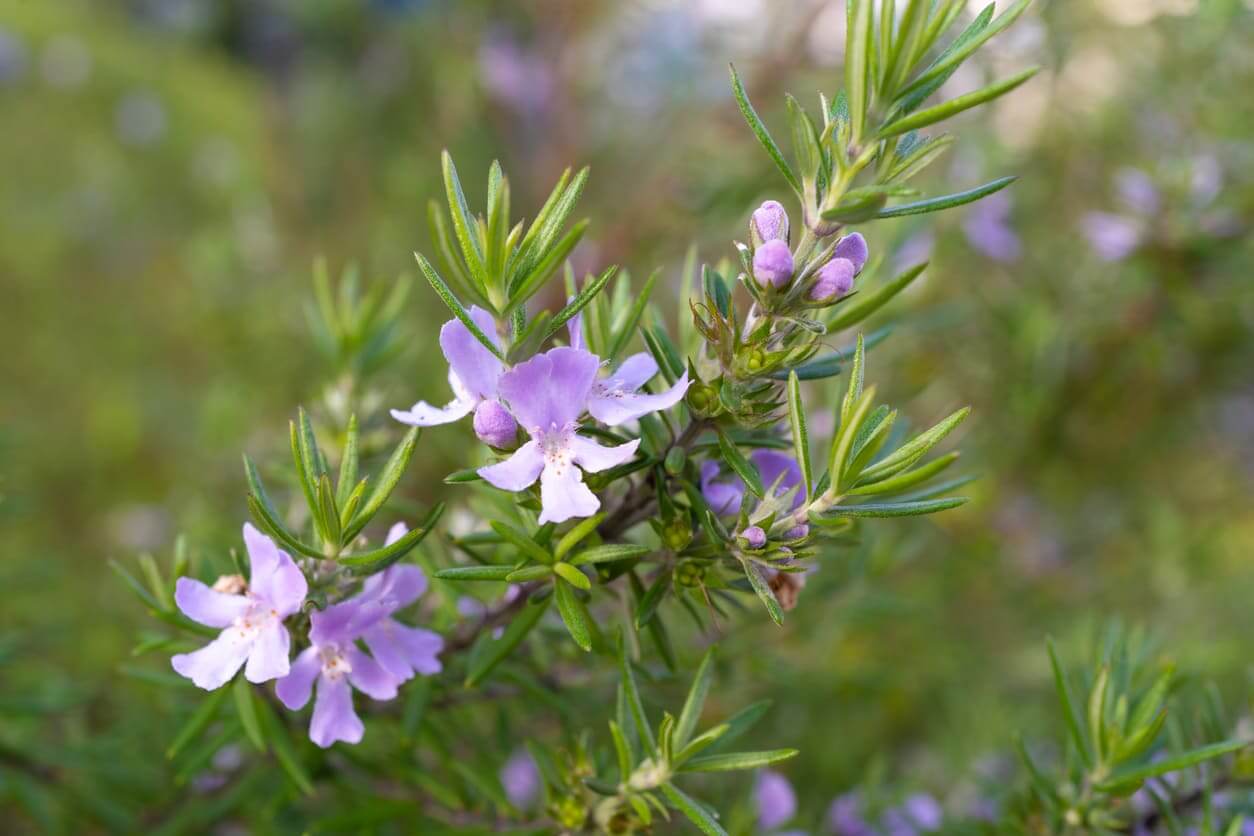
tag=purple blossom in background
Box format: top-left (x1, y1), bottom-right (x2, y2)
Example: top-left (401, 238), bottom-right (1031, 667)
top-left (478, 347), bottom-right (640, 524)
top-left (755, 769), bottom-right (797, 831)
top-left (500, 748), bottom-right (541, 808)
top-left (391, 306), bottom-right (518, 446)
top-left (1190, 154), bottom-right (1223, 206)
top-left (882, 793), bottom-right (943, 836)
top-left (171, 524), bottom-right (307, 690)
top-left (754, 239), bottom-right (795, 288)
top-left (1082, 211), bottom-right (1144, 262)
top-left (1115, 167), bottom-right (1160, 215)
top-left (828, 792), bottom-right (875, 836)
top-left (478, 32), bottom-right (555, 117)
top-left (961, 192), bottom-right (1022, 263)
top-left (700, 449), bottom-right (804, 515)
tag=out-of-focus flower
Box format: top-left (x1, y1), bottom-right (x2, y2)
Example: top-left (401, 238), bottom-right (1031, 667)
top-left (882, 793), bottom-right (943, 835)
top-left (700, 449), bottom-right (804, 515)
top-left (828, 792), bottom-right (875, 836)
top-left (392, 307), bottom-right (518, 447)
top-left (501, 748), bottom-right (542, 808)
top-left (40, 35), bottom-right (91, 89)
top-left (171, 524), bottom-right (307, 690)
top-left (1190, 154), bottom-right (1223, 206)
top-left (754, 239), bottom-right (795, 288)
top-left (478, 32), bottom-right (554, 117)
top-left (115, 91), bottom-right (167, 147)
top-left (1115, 167), bottom-right (1160, 215)
top-left (356, 523), bottom-right (444, 681)
top-left (755, 769), bottom-right (797, 831)
top-left (0, 28), bottom-right (29, 84)
top-left (1082, 211), bottom-right (1144, 261)
top-left (478, 347), bottom-right (640, 524)
top-left (962, 192), bottom-right (1022, 263)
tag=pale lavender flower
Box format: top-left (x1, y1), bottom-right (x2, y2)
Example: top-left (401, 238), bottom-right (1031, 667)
top-left (756, 769), bottom-right (797, 831)
top-left (961, 192), bottom-right (1021, 263)
top-left (1082, 211), bottom-right (1143, 261)
top-left (883, 793), bottom-right (942, 835)
top-left (356, 523), bottom-right (444, 681)
top-left (1190, 154), bottom-right (1223, 206)
top-left (809, 257), bottom-right (856, 302)
top-left (478, 347), bottom-right (640, 524)
top-left (391, 306), bottom-right (518, 446)
top-left (700, 450), bottom-right (804, 515)
top-left (501, 748), bottom-right (541, 808)
top-left (833, 232), bottom-right (869, 274)
top-left (828, 792), bottom-right (875, 836)
top-left (754, 239), bottom-right (795, 288)
top-left (588, 353), bottom-right (690, 426)
top-left (751, 200), bottom-right (790, 245)
top-left (1116, 167), bottom-right (1160, 215)
top-left (171, 524), bottom-right (307, 690)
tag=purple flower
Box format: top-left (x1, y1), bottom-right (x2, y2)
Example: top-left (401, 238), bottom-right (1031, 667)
top-left (882, 793), bottom-right (943, 835)
top-left (809, 257), bottom-right (856, 302)
top-left (478, 347), bottom-right (640, 524)
top-left (754, 240), bottom-right (795, 288)
top-left (171, 524), bottom-right (307, 690)
top-left (962, 193), bottom-right (1021, 263)
top-left (700, 450), bottom-right (805, 515)
top-left (1082, 211), bottom-right (1143, 261)
top-left (751, 200), bottom-right (790, 245)
top-left (755, 769), bottom-right (797, 831)
top-left (1115, 167), bottom-right (1160, 215)
top-left (833, 232), bottom-right (869, 274)
top-left (355, 523), bottom-right (444, 681)
top-left (501, 748), bottom-right (542, 808)
top-left (588, 353), bottom-right (690, 426)
top-left (828, 792), bottom-right (875, 836)
top-left (391, 307), bottom-right (517, 446)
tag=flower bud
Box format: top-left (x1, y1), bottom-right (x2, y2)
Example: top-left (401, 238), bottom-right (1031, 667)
top-left (750, 200), bottom-right (789, 245)
top-left (784, 523), bottom-right (809, 541)
top-left (833, 232), bottom-right (869, 274)
top-left (473, 399), bottom-right (518, 448)
top-left (752, 239), bottom-right (794, 289)
top-left (740, 525), bottom-right (767, 549)
top-left (675, 560), bottom-right (706, 587)
top-left (807, 257), bottom-right (856, 302)
top-left (686, 382), bottom-right (720, 417)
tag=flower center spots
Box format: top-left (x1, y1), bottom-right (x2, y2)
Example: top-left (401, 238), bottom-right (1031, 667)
top-left (319, 644), bottom-right (352, 681)
top-left (232, 600), bottom-right (275, 639)
top-left (539, 423), bottom-right (576, 476)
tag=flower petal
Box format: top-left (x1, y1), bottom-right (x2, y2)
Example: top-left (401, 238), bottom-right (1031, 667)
top-left (309, 673), bottom-right (363, 748)
top-left (384, 522), bottom-right (408, 546)
top-left (362, 564), bottom-right (428, 611)
top-left (439, 306), bottom-right (503, 401)
top-left (310, 596), bottom-right (385, 646)
top-left (345, 647), bottom-right (400, 701)
top-left (390, 394), bottom-right (475, 426)
top-left (566, 306), bottom-right (584, 351)
top-left (751, 449), bottom-right (805, 508)
top-left (589, 370), bottom-right (690, 426)
top-left (173, 577), bottom-right (249, 628)
top-left (700, 460), bottom-right (745, 515)
top-left (607, 352), bottom-right (658, 392)
top-left (363, 620), bottom-right (445, 680)
top-left (171, 629), bottom-right (252, 691)
top-left (243, 620), bottom-right (291, 683)
top-left (538, 460), bottom-right (600, 524)
top-left (569, 435), bottom-right (640, 473)
top-left (498, 347), bottom-right (598, 430)
top-left (478, 440), bottom-right (545, 491)
top-left (275, 646), bottom-right (321, 710)
top-left (243, 524), bottom-right (308, 615)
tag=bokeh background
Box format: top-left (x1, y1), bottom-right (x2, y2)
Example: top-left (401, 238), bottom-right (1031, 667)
top-left (2, 0), bottom-right (1252, 832)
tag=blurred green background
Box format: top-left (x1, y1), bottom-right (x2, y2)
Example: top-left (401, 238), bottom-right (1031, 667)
top-left (2, 0), bottom-right (1251, 831)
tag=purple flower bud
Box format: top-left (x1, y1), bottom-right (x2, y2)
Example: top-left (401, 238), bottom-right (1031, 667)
top-left (755, 770), bottom-right (797, 831)
top-left (500, 749), bottom-right (541, 808)
top-left (785, 523), bottom-right (809, 540)
top-left (808, 257), bottom-right (856, 302)
top-left (473, 399), bottom-right (518, 448)
top-left (741, 525), bottom-right (766, 549)
top-left (753, 239), bottom-right (794, 289)
top-left (751, 200), bottom-right (789, 245)
top-left (833, 232), bottom-right (869, 274)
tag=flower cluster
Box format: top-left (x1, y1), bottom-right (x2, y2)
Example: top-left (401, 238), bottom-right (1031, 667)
top-left (171, 523), bottom-right (442, 747)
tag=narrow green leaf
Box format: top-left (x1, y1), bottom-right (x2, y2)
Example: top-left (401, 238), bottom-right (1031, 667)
top-left (255, 691), bottom-right (314, 795)
top-left (617, 635), bottom-right (656, 752)
top-left (554, 514), bottom-right (606, 560)
top-left (554, 579), bottom-right (593, 652)
top-left (336, 414), bottom-right (360, 508)
top-left (635, 568), bottom-right (672, 629)
top-left (787, 371), bottom-right (812, 499)
top-left (505, 565), bottom-right (552, 583)
top-left (245, 495), bottom-right (323, 561)
top-left (675, 646), bottom-right (717, 750)
top-left (858, 406), bottom-right (969, 483)
top-left (845, 0), bottom-right (873, 144)
top-left (609, 720), bottom-right (633, 784)
top-left (504, 218), bottom-right (589, 313)
top-left (829, 388), bottom-right (876, 489)
top-left (465, 594), bottom-right (551, 687)
top-left (897, 0), bottom-right (1032, 107)
top-left (827, 263), bottom-right (927, 331)
top-left (820, 497), bottom-right (967, 517)
top-left (878, 67), bottom-right (1039, 138)
top-left (166, 686), bottom-right (230, 760)
top-left (344, 426), bottom-right (422, 542)
top-left (339, 503), bottom-right (443, 572)
top-left (441, 150), bottom-right (489, 294)
top-left (742, 559), bottom-right (783, 625)
top-left (680, 749), bottom-right (799, 773)
top-left (539, 265), bottom-right (617, 345)
top-left (876, 176), bottom-right (1016, 219)
top-left (317, 474), bottom-right (341, 547)
top-left (661, 783), bottom-right (728, 836)
top-left (1047, 638), bottom-right (1093, 767)
top-left (232, 677), bottom-right (266, 753)
top-left (489, 521), bottom-right (553, 564)
top-left (433, 565), bottom-right (515, 581)
top-left (717, 430), bottom-right (764, 498)
top-left (607, 268), bottom-right (659, 361)
top-left (728, 63), bottom-right (800, 193)
top-left (414, 252), bottom-right (504, 360)
top-left (571, 544), bottom-right (651, 566)
top-left (848, 451), bottom-right (959, 495)
top-left (1096, 741), bottom-right (1248, 791)
top-left (553, 562), bottom-right (591, 591)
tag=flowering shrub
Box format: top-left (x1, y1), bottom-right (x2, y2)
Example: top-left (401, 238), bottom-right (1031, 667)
top-left (111, 1), bottom-right (1251, 832)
